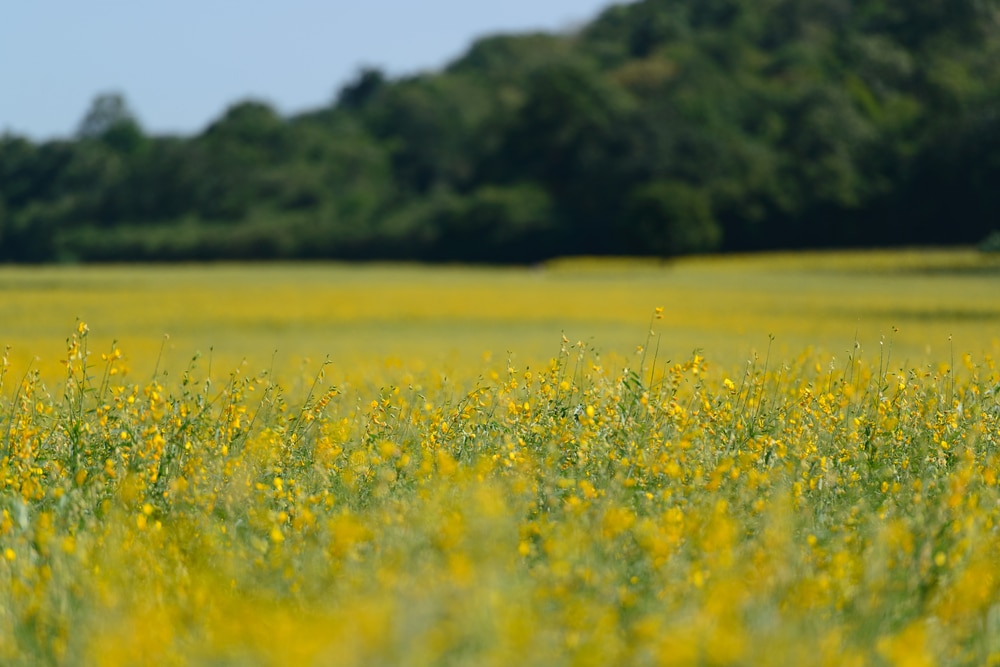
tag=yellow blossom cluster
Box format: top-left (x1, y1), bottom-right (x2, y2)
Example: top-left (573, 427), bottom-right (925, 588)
top-left (0, 322), bottom-right (999, 665)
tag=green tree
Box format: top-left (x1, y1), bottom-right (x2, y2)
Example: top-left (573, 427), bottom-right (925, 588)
top-left (362, 74), bottom-right (482, 194)
top-left (435, 184), bottom-right (556, 262)
top-left (336, 67), bottom-right (386, 110)
top-left (488, 60), bottom-right (642, 254)
top-left (76, 92), bottom-right (146, 154)
top-left (619, 181), bottom-right (721, 256)
top-left (77, 92), bottom-right (137, 138)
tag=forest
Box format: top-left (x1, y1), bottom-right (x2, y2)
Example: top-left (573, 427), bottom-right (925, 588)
top-left (2, 0), bottom-right (999, 263)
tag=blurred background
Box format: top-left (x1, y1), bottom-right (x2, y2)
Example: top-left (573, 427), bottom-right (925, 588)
top-left (2, 0), bottom-right (1000, 264)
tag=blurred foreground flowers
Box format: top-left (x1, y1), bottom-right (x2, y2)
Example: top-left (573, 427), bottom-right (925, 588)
top-left (2, 324), bottom-right (1000, 666)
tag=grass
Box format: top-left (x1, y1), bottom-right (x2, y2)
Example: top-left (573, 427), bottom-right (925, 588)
top-left (1, 249), bottom-right (1000, 665)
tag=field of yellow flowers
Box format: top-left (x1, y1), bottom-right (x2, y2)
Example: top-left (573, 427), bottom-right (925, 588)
top-left (2, 251), bottom-right (1000, 665)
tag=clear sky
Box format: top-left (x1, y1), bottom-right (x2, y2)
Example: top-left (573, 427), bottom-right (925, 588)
top-left (1, 1), bottom-right (620, 141)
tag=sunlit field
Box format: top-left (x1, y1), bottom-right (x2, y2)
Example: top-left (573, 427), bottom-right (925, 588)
top-left (2, 249), bottom-right (1000, 383)
top-left (2, 250), bottom-right (1000, 665)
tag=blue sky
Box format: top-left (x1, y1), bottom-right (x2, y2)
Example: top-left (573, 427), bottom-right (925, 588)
top-left (2, 1), bottom-right (620, 140)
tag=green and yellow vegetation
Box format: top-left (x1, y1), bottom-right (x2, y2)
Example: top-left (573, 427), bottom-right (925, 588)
top-left (1, 251), bottom-right (1000, 665)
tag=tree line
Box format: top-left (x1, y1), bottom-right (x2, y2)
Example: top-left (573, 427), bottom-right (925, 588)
top-left (2, 0), bottom-right (1000, 263)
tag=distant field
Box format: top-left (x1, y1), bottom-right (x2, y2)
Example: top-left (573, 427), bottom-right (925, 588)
top-left (1, 249), bottom-right (998, 384)
top-left (3, 249), bottom-right (1000, 665)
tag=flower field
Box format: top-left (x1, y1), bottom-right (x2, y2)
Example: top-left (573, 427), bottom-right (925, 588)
top-left (1, 251), bottom-right (1000, 665)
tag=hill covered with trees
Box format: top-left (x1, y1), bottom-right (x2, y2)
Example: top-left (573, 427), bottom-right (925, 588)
top-left (2, 0), bottom-right (1000, 263)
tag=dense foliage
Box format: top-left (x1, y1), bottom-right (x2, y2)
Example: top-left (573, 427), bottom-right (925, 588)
top-left (3, 0), bottom-right (1000, 262)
